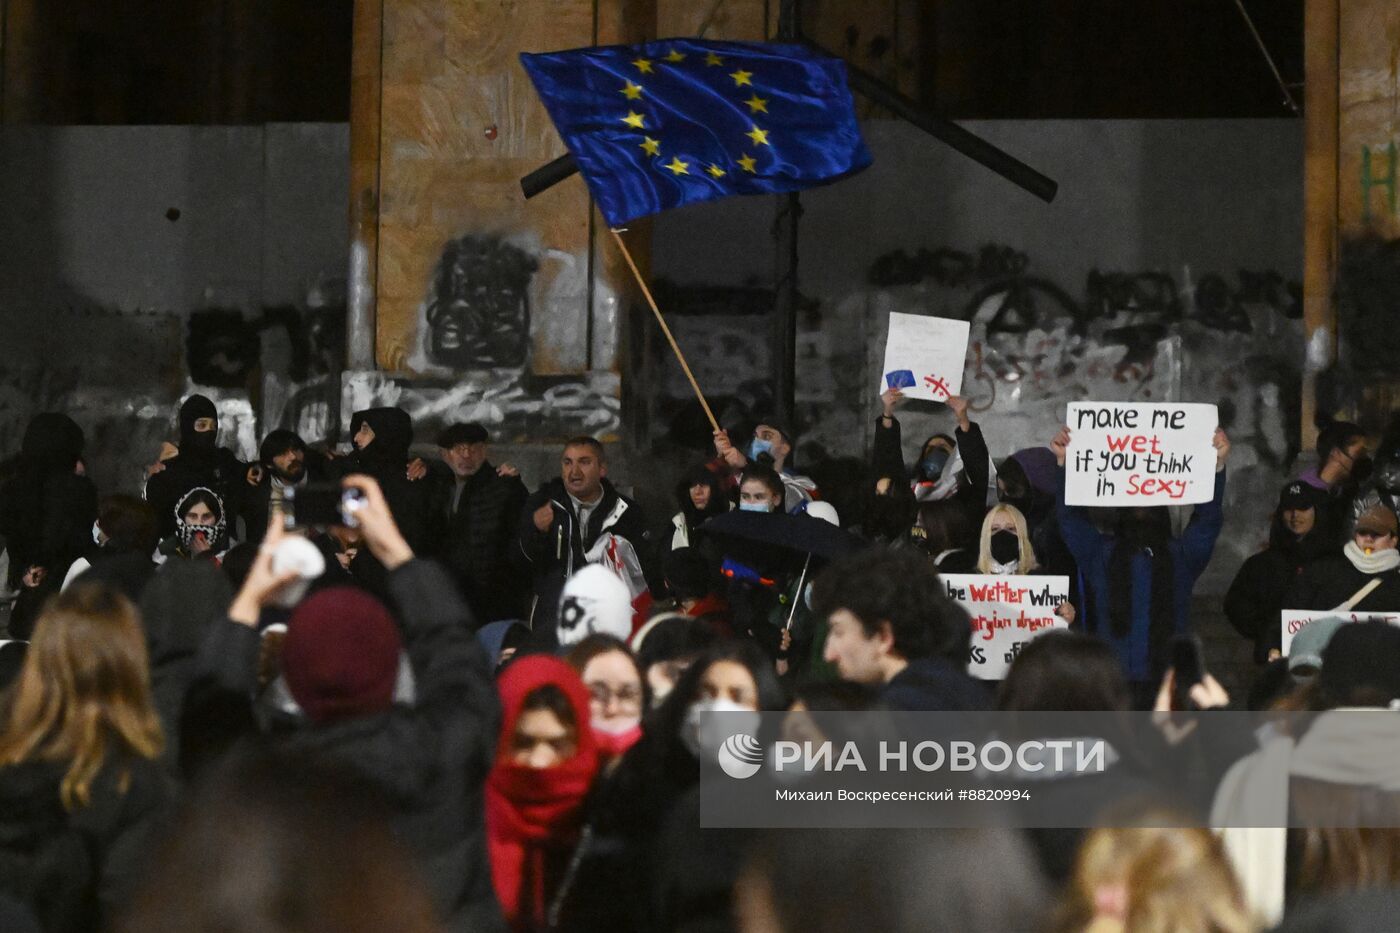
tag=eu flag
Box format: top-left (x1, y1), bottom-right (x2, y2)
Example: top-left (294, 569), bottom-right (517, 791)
top-left (520, 39), bottom-right (871, 227)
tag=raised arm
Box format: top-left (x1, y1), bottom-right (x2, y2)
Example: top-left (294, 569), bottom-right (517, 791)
top-left (872, 387), bottom-right (909, 483)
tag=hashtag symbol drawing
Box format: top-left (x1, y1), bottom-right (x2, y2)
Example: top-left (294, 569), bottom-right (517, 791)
top-left (958, 789), bottom-right (968, 801)
top-left (923, 374), bottom-right (950, 398)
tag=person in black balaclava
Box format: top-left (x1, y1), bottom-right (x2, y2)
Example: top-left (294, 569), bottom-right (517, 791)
top-left (145, 395), bottom-right (247, 540)
top-left (334, 407), bottom-right (432, 556)
top-left (0, 412), bottom-right (98, 637)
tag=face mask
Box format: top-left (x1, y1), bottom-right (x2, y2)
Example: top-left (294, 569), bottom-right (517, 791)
top-left (178, 523), bottom-right (220, 551)
top-left (593, 721), bottom-right (643, 759)
top-left (92, 522), bottom-right (105, 546)
top-left (186, 429), bottom-right (217, 453)
top-left (990, 529), bottom-right (1020, 565)
top-left (919, 450), bottom-right (950, 481)
top-left (739, 501), bottom-right (772, 513)
top-left (748, 438), bottom-right (775, 463)
top-left (681, 697), bottom-right (760, 760)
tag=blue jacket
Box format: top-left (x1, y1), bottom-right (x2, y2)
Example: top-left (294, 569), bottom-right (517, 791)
top-left (1056, 469), bottom-right (1225, 682)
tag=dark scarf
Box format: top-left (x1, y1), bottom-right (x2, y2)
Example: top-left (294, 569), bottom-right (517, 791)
top-left (1106, 519), bottom-right (1175, 671)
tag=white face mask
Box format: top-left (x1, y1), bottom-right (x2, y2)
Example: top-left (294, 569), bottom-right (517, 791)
top-left (681, 697), bottom-right (760, 759)
top-left (593, 716), bottom-right (642, 736)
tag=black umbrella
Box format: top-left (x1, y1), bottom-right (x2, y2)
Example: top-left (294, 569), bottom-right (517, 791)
top-left (700, 509), bottom-right (863, 562)
top-left (699, 510), bottom-right (865, 630)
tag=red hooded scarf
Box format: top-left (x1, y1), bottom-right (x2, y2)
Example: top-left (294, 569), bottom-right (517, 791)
top-left (487, 655), bottom-right (600, 931)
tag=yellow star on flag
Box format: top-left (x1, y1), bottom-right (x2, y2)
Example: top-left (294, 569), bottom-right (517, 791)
top-left (621, 110), bottom-right (646, 129)
top-left (664, 156), bottom-right (689, 175)
top-left (730, 69), bottom-right (753, 87)
top-left (664, 49), bottom-right (686, 63)
top-left (704, 52), bottom-right (724, 66)
top-left (706, 164), bottom-right (726, 178)
top-left (639, 137), bottom-right (661, 156)
top-left (746, 124), bottom-right (770, 146)
top-left (737, 153), bottom-right (757, 173)
top-left (632, 58), bottom-right (654, 74)
top-left (620, 80), bottom-right (644, 100)
top-left (744, 94), bottom-right (768, 114)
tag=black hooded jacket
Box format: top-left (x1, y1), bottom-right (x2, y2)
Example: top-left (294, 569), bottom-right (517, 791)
top-left (188, 560), bottom-right (504, 933)
top-left (0, 757), bottom-right (172, 933)
top-left (144, 396), bottom-right (246, 540)
top-left (0, 413), bottom-right (97, 589)
top-left (334, 408), bottom-right (432, 554)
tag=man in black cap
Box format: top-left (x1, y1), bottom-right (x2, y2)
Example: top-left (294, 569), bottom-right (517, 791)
top-left (428, 423), bottom-right (528, 623)
top-left (145, 395), bottom-right (248, 540)
top-left (712, 414), bottom-right (817, 512)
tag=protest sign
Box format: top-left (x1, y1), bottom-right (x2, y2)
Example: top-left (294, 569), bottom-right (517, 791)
top-left (1280, 609), bottom-right (1400, 655)
top-left (1064, 402), bottom-right (1217, 506)
top-left (879, 312), bottom-right (970, 402)
top-left (941, 574), bottom-right (1070, 679)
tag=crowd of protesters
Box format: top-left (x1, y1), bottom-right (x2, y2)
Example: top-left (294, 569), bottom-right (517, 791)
top-left (0, 390), bottom-right (1397, 932)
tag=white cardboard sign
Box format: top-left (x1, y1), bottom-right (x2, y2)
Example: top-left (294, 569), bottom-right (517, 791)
top-left (879, 312), bottom-right (970, 402)
top-left (1065, 402), bottom-right (1217, 506)
top-left (1280, 609), bottom-right (1400, 655)
top-left (941, 574), bottom-right (1071, 680)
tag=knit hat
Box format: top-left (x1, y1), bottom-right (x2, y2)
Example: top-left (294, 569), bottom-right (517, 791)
top-left (281, 587), bottom-right (403, 723)
top-left (1286, 616), bottom-right (1346, 677)
top-left (753, 415), bottom-right (794, 446)
top-left (556, 564), bottom-right (633, 647)
top-left (1279, 480), bottom-right (1326, 512)
top-left (1355, 504), bottom-right (1399, 537)
top-left (1318, 621), bottom-right (1400, 706)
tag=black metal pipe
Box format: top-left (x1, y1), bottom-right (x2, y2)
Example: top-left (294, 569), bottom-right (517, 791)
top-left (521, 153), bottom-right (579, 199)
top-left (812, 40), bottom-right (1059, 204)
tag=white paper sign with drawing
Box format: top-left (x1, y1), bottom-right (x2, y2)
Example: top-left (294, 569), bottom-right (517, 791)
top-left (879, 312), bottom-right (970, 402)
top-left (1064, 402), bottom-right (1218, 507)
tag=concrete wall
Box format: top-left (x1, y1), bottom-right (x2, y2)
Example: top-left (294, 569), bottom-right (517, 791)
top-left (0, 124), bottom-right (349, 493)
top-left (649, 119), bottom-right (1304, 593)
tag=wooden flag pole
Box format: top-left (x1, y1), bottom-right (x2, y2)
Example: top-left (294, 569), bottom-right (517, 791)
top-left (609, 227), bottom-right (721, 434)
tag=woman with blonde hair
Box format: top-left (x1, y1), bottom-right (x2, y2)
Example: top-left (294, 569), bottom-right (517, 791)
top-left (0, 583), bottom-right (172, 932)
top-left (975, 503), bottom-right (1040, 574)
top-left (1056, 820), bottom-right (1259, 933)
top-left (975, 504), bottom-right (1075, 626)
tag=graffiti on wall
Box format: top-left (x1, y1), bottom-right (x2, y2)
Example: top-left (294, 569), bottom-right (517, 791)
top-left (422, 234), bottom-right (537, 370)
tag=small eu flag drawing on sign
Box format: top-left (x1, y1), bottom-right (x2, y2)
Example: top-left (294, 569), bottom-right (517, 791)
top-left (520, 38), bottom-right (872, 227)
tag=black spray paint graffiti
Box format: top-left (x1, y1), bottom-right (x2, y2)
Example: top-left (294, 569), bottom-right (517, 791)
top-left (424, 234), bottom-right (537, 370)
top-left (186, 305), bottom-right (346, 388)
top-left (867, 243), bottom-right (1302, 358)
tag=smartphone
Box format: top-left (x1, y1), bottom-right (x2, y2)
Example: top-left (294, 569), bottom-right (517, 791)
top-left (1170, 633), bottom-right (1205, 711)
top-left (285, 484), bottom-right (364, 529)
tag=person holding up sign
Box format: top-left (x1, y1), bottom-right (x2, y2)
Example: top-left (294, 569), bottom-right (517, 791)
top-left (873, 389), bottom-right (993, 553)
top-left (1050, 424), bottom-right (1230, 708)
top-left (972, 504), bottom-right (1076, 626)
top-left (1283, 502), bottom-right (1400, 618)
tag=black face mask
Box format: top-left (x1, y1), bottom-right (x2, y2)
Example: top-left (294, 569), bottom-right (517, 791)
top-left (990, 530), bottom-right (1020, 565)
top-left (1351, 455), bottom-right (1374, 486)
top-left (185, 429), bottom-right (217, 453)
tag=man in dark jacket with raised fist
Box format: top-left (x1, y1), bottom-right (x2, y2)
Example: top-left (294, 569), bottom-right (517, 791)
top-left (517, 436), bottom-right (656, 643)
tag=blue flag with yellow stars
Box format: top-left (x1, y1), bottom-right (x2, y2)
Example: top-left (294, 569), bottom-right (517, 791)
top-left (520, 39), bottom-right (872, 227)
